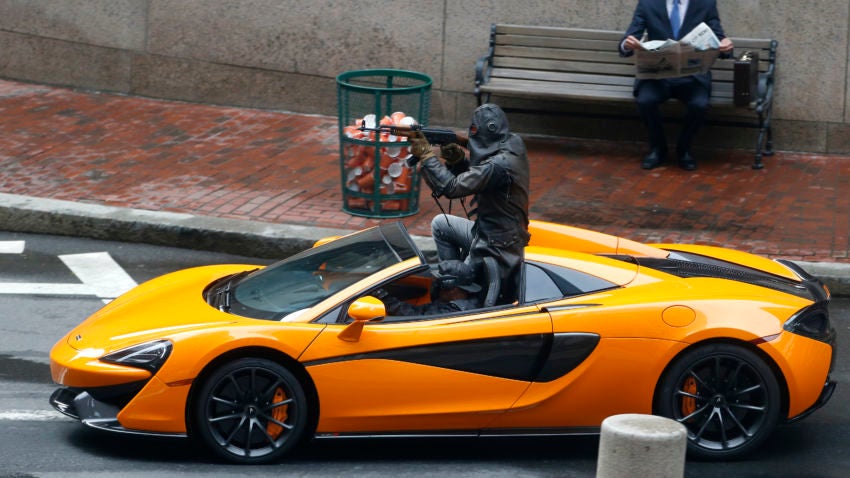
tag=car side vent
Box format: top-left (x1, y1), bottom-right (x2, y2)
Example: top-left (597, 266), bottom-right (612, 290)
top-left (623, 256), bottom-right (814, 300)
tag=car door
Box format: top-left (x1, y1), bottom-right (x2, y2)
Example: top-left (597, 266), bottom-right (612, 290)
top-left (487, 258), bottom-right (662, 431)
top-left (299, 305), bottom-right (552, 434)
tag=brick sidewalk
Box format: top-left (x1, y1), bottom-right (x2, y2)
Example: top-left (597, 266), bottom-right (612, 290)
top-left (1, 79), bottom-right (849, 263)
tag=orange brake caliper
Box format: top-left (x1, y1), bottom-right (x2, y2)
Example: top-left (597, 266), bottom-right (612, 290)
top-left (266, 387), bottom-right (289, 438)
top-left (681, 376), bottom-right (697, 417)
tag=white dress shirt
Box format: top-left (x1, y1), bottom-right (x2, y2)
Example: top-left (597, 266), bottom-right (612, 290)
top-left (668, 0), bottom-right (689, 27)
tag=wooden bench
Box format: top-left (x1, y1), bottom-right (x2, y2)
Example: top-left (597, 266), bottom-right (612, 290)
top-left (474, 24), bottom-right (777, 169)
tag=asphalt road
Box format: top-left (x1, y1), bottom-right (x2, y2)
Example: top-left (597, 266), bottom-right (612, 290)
top-left (0, 232), bottom-right (847, 477)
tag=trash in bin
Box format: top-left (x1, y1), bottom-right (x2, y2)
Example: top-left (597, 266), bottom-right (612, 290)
top-left (342, 112), bottom-right (417, 212)
top-left (336, 69), bottom-right (431, 218)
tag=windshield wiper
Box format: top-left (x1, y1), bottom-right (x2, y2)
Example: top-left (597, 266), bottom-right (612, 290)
top-left (215, 269), bottom-right (257, 312)
top-left (220, 280), bottom-right (233, 312)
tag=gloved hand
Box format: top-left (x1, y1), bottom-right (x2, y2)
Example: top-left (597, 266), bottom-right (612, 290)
top-left (408, 131), bottom-right (436, 162)
top-left (405, 155), bottom-right (420, 168)
top-left (440, 143), bottom-right (465, 166)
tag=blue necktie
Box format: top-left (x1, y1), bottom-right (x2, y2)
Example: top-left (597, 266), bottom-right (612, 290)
top-left (670, 0), bottom-right (681, 38)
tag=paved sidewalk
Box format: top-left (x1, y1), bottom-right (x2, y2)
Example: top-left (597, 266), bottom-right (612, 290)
top-left (1, 79), bottom-right (849, 291)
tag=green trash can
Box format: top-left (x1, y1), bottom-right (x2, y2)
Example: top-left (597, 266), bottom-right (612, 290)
top-left (336, 69), bottom-right (432, 218)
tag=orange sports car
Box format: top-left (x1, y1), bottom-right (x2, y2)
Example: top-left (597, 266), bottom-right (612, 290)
top-left (49, 220), bottom-right (836, 464)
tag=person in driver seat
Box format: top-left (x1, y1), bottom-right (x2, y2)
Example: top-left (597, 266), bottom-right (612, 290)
top-left (375, 260), bottom-right (482, 316)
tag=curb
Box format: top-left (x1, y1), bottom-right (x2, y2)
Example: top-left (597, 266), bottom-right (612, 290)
top-left (1, 192), bottom-right (847, 297)
top-left (0, 192), bottom-right (436, 259)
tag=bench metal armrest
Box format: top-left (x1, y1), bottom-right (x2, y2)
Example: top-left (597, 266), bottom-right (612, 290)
top-left (474, 54), bottom-right (492, 88)
top-left (474, 24), bottom-right (497, 100)
top-left (755, 44), bottom-right (777, 112)
top-left (756, 79), bottom-right (774, 114)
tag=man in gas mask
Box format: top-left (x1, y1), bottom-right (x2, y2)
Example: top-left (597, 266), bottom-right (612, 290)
top-left (407, 103), bottom-right (530, 304)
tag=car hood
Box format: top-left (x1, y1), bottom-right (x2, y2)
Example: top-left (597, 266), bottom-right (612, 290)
top-left (66, 264), bottom-right (254, 352)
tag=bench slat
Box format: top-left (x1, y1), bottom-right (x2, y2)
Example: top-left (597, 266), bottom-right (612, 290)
top-left (491, 48), bottom-right (770, 75)
top-left (495, 34), bottom-right (622, 52)
top-left (485, 77), bottom-right (633, 94)
top-left (728, 38), bottom-right (774, 49)
top-left (494, 44), bottom-right (633, 64)
top-left (489, 68), bottom-right (736, 90)
top-left (493, 54), bottom-right (768, 77)
top-left (493, 56), bottom-right (636, 77)
top-left (480, 82), bottom-right (634, 102)
top-left (495, 24), bottom-right (624, 41)
top-left (489, 68), bottom-right (636, 87)
top-left (482, 77), bottom-right (736, 99)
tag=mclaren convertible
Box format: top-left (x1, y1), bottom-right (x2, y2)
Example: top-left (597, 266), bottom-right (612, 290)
top-left (49, 220), bottom-right (836, 463)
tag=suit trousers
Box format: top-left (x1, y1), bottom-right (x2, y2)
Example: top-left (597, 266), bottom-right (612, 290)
top-left (636, 76), bottom-right (710, 157)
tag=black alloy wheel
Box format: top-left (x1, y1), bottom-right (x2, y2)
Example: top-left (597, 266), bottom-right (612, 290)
top-left (656, 343), bottom-right (781, 460)
top-left (193, 357), bottom-right (309, 464)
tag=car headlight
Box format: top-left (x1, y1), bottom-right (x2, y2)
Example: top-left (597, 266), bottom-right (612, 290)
top-left (100, 339), bottom-right (172, 373)
top-left (784, 303), bottom-right (836, 344)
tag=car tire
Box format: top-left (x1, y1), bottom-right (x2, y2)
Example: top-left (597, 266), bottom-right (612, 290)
top-left (655, 342), bottom-right (782, 460)
top-left (192, 357), bottom-right (309, 464)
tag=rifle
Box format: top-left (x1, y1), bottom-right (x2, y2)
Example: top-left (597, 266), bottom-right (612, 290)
top-left (358, 124), bottom-right (469, 147)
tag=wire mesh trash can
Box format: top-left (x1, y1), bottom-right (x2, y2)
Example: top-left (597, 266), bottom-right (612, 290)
top-left (336, 69), bottom-right (432, 218)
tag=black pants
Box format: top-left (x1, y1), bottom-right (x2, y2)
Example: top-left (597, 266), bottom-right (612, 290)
top-left (636, 76), bottom-right (710, 158)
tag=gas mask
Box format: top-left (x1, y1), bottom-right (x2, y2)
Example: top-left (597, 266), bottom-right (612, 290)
top-left (467, 103), bottom-right (510, 164)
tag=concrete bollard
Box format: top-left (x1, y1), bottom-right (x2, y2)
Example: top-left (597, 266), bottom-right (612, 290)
top-left (595, 413), bottom-right (687, 478)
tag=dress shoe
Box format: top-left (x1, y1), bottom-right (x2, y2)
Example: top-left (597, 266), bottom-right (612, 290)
top-left (641, 150), bottom-right (667, 170)
top-left (678, 153), bottom-right (697, 171)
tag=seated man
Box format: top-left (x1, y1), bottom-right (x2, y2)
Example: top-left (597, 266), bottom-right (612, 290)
top-left (376, 260), bottom-right (482, 316)
top-left (619, 0), bottom-right (734, 171)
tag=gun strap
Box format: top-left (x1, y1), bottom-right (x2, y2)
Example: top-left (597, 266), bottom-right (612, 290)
top-left (460, 198), bottom-right (471, 219)
top-left (431, 191), bottom-right (447, 216)
top-left (431, 191), bottom-right (471, 217)
top-left (431, 192), bottom-right (460, 240)
top-left (431, 192), bottom-right (475, 246)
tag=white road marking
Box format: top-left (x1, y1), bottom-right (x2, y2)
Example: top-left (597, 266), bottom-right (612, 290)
top-left (0, 241), bottom-right (25, 254)
top-left (0, 283), bottom-right (93, 295)
top-left (60, 252), bottom-right (138, 302)
top-left (0, 251), bottom-right (138, 303)
top-left (0, 410), bottom-right (71, 421)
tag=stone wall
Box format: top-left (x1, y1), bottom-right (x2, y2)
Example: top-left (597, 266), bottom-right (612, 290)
top-left (0, 0), bottom-right (846, 153)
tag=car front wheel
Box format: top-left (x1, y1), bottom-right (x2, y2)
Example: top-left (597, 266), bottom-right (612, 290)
top-left (656, 343), bottom-right (782, 460)
top-left (192, 357), bottom-right (309, 464)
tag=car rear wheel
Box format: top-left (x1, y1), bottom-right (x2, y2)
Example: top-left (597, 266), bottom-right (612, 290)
top-left (656, 343), bottom-right (781, 460)
top-left (193, 357), bottom-right (308, 464)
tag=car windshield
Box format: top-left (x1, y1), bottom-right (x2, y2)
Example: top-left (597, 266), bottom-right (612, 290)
top-left (227, 222), bottom-right (422, 320)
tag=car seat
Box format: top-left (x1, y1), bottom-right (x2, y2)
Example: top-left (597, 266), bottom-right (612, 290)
top-left (480, 256), bottom-right (501, 308)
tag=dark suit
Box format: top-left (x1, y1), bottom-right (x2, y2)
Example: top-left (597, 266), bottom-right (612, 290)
top-left (619, 0), bottom-right (727, 160)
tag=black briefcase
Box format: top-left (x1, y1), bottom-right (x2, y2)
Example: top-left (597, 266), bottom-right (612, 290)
top-left (733, 51), bottom-right (759, 107)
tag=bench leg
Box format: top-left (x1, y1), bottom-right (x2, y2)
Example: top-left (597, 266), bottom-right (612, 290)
top-left (753, 135), bottom-right (764, 169)
top-left (753, 127), bottom-right (765, 169)
top-left (763, 125), bottom-right (774, 156)
top-left (752, 109), bottom-right (773, 170)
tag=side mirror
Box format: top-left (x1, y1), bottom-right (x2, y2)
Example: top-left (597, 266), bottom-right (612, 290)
top-left (338, 296), bottom-right (385, 342)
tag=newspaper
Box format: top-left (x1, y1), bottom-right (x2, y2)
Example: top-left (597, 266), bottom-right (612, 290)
top-left (634, 22), bottom-right (721, 79)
